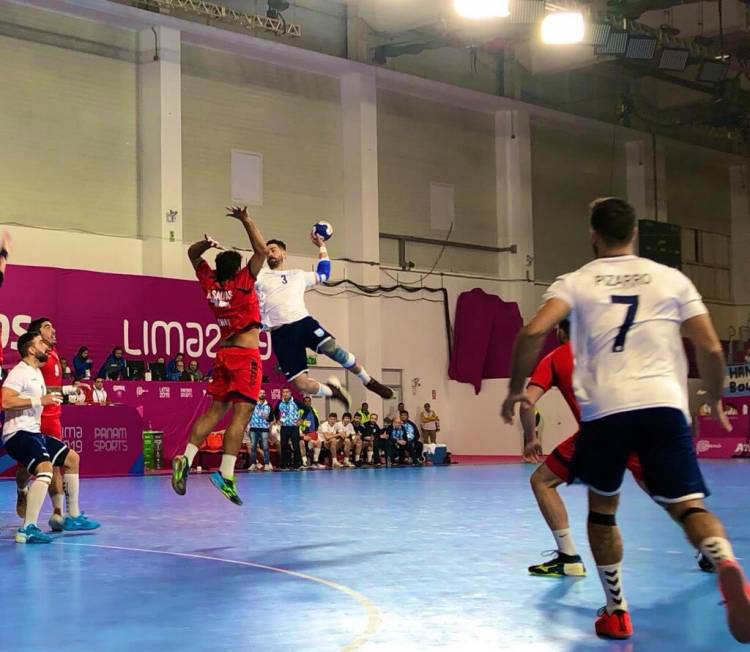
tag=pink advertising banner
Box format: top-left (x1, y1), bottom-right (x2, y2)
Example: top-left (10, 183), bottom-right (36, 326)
top-left (0, 263), bottom-right (285, 382)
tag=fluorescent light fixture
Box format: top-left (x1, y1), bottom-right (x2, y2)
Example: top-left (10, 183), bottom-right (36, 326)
top-left (625, 35), bottom-right (657, 60)
top-left (454, 0), bottom-right (510, 18)
top-left (595, 30), bottom-right (628, 55)
top-left (658, 48), bottom-right (689, 71)
top-left (541, 12), bottom-right (585, 45)
top-left (697, 60), bottom-right (728, 82)
top-left (584, 22), bottom-right (611, 46)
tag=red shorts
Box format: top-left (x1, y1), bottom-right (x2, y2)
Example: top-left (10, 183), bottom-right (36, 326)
top-left (208, 347), bottom-right (261, 404)
top-left (40, 414), bottom-right (62, 439)
top-left (545, 432), bottom-right (643, 483)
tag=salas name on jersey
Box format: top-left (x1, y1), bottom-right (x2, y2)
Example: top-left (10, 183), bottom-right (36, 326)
top-left (544, 255), bottom-right (707, 423)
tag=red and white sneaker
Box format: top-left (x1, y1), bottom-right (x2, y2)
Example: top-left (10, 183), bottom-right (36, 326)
top-left (595, 607), bottom-right (633, 640)
top-left (718, 560), bottom-right (750, 643)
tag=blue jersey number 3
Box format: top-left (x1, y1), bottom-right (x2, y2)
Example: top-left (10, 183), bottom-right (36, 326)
top-left (611, 295), bottom-right (639, 352)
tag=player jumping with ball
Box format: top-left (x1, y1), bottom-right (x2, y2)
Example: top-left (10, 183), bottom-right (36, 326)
top-left (255, 226), bottom-right (393, 408)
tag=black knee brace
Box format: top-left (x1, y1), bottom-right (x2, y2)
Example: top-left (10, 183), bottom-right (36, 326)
top-left (678, 507), bottom-right (708, 524)
top-left (588, 511), bottom-right (616, 526)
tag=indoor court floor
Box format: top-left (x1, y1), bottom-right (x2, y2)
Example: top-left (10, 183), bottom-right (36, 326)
top-left (1, 461), bottom-right (748, 651)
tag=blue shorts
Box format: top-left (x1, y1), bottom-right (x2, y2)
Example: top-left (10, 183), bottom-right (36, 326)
top-left (3, 430), bottom-right (69, 474)
top-left (570, 407), bottom-right (709, 504)
top-left (271, 316), bottom-right (332, 381)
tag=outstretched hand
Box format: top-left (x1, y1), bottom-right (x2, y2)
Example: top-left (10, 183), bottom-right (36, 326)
top-left (203, 233), bottom-right (222, 250)
top-left (310, 232), bottom-right (325, 248)
top-left (226, 205), bottom-right (249, 222)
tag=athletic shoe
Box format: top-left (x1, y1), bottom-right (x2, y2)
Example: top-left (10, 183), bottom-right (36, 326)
top-left (718, 560), bottom-right (750, 643)
top-left (344, 459), bottom-right (355, 468)
top-left (171, 454), bottom-right (189, 496)
top-left (264, 463), bottom-right (273, 472)
top-left (16, 488), bottom-right (27, 519)
top-left (697, 552), bottom-right (715, 573)
top-left (528, 551), bottom-right (586, 577)
top-left (63, 514), bottom-right (101, 531)
top-left (302, 458), bottom-right (310, 468)
top-left (209, 471), bottom-right (243, 506)
top-left (365, 378), bottom-right (394, 400)
top-left (326, 377), bottom-right (351, 409)
top-left (595, 607), bottom-right (633, 639)
top-left (15, 524), bottom-right (53, 544)
top-left (332, 460), bottom-right (344, 469)
top-left (49, 513), bottom-right (65, 532)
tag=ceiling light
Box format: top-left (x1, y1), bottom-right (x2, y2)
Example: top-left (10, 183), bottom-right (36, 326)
top-left (454, 0), bottom-right (510, 19)
top-left (658, 48), bottom-right (689, 71)
top-left (595, 30), bottom-right (628, 56)
top-left (624, 35), bottom-right (657, 60)
top-left (584, 23), bottom-right (611, 46)
top-left (541, 12), bottom-right (585, 45)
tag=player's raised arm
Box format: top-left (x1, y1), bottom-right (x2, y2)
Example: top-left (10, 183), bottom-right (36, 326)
top-left (187, 234), bottom-right (221, 270)
top-left (226, 206), bottom-right (268, 278)
top-left (310, 232), bottom-right (331, 283)
top-left (0, 230), bottom-right (10, 286)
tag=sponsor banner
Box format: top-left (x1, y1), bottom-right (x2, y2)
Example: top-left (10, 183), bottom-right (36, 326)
top-left (724, 365), bottom-right (750, 398)
top-left (695, 436), bottom-right (750, 459)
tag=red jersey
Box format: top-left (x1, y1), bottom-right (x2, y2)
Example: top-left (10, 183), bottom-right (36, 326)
top-left (41, 347), bottom-right (63, 420)
top-left (528, 341), bottom-right (580, 422)
top-left (195, 261), bottom-right (261, 340)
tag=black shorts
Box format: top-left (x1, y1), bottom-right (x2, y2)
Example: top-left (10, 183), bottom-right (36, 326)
top-left (271, 316), bottom-right (333, 381)
top-left (570, 407), bottom-right (709, 504)
top-left (3, 430), bottom-right (69, 474)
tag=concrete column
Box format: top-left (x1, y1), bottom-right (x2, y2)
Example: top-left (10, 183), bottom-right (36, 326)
top-left (495, 109), bottom-right (535, 317)
top-left (137, 27), bottom-right (183, 277)
top-left (626, 140), bottom-right (648, 220)
top-left (730, 165), bottom-right (750, 304)
top-left (340, 71), bottom-right (383, 412)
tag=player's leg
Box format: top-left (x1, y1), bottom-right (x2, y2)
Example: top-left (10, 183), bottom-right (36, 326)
top-left (528, 435), bottom-right (586, 577)
top-left (260, 430), bottom-right (272, 470)
top-left (55, 443), bottom-right (100, 530)
top-left (208, 398), bottom-right (254, 505)
top-left (40, 416), bottom-right (66, 530)
top-left (413, 439), bottom-right (424, 465)
top-left (636, 408), bottom-right (750, 643)
top-left (353, 436), bottom-right (363, 467)
top-left (15, 467), bottom-right (29, 518)
top-left (244, 426), bottom-right (256, 470)
top-left (299, 435), bottom-right (309, 468)
top-left (329, 438), bottom-right (342, 468)
top-left (343, 436), bottom-right (354, 467)
top-left (172, 398), bottom-right (229, 496)
top-left (571, 414), bottom-right (633, 639)
top-left (4, 433), bottom-right (55, 543)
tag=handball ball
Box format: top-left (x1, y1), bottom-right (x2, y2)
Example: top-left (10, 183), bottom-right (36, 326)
top-left (312, 221), bottom-right (333, 241)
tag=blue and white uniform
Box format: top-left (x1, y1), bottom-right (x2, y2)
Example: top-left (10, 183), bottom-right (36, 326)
top-left (544, 254), bottom-right (709, 503)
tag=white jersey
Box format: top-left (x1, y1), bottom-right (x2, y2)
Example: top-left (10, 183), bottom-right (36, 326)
top-left (544, 255), bottom-right (707, 422)
top-left (256, 268), bottom-right (318, 330)
top-left (2, 361), bottom-right (46, 442)
top-left (320, 421), bottom-right (344, 439)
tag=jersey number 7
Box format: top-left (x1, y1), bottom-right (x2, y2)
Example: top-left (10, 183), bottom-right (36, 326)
top-left (611, 295), bottom-right (639, 352)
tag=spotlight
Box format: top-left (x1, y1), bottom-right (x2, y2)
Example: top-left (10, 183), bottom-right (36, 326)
top-left (454, 0), bottom-right (510, 19)
top-left (697, 60), bottom-right (729, 82)
top-left (624, 35), bottom-right (657, 60)
top-left (595, 30), bottom-right (628, 55)
top-left (541, 12), bottom-right (585, 45)
top-left (658, 48), bottom-right (689, 71)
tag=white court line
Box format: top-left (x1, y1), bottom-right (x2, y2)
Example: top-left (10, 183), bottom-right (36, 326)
top-left (60, 541), bottom-right (382, 652)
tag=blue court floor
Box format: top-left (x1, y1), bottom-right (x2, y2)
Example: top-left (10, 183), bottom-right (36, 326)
top-left (2, 461), bottom-right (749, 651)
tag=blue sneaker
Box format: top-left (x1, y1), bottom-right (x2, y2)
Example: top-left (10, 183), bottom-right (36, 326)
top-left (15, 524), bottom-right (53, 544)
top-left (62, 514), bottom-right (101, 531)
top-left (209, 471), bottom-right (243, 505)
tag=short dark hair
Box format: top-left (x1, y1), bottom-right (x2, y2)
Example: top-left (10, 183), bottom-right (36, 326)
top-left (113, 347), bottom-right (123, 354)
top-left (342, 412), bottom-right (352, 419)
top-left (400, 410), bottom-right (409, 417)
top-left (558, 319), bottom-right (570, 336)
top-left (27, 317), bottom-right (51, 334)
top-left (77, 346), bottom-right (88, 356)
top-left (266, 239), bottom-right (287, 250)
top-left (329, 412), bottom-right (338, 418)
top-left (215, 250), bottom-right (242, 283)
top-left (95, 376), bottom-right (104, 382)
top-left (18, 331), bottom-right (40, 358)
top-left (590, 197), bottom-right (636, 246)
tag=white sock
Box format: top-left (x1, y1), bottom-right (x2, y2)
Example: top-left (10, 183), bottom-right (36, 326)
top-left (64, 474), bottom-right (81, 518)
top-left (313, 447), bottom-right (320, 462)
top-left (356, 368), bottom-right (371, 385)
top-left (52, 493), bottom-right (64, 516)
top-left (184, 443), bottom-right (199, 466)
top-left (302, 456), bottom-right (308, 465)
top-left (313, 383), bottom-right (333, 398)
top-left (553, 528), bottom-right (578, 556)
top-left (701, 537), bottom-right (736, 566)
top-left (367, 450), bottom-right (373, 463)
top-left (25, 475), bottom-right (51, 527)
top-left (220, 454), bottom-right (237, 480)
top-left (597, 563), bottom-right (628, 614)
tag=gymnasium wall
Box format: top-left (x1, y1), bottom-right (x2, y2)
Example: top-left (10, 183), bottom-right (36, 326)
top-left (0, 4), bottom-right (138, 238)
top-left (181, 45), bottom-right (346, 258)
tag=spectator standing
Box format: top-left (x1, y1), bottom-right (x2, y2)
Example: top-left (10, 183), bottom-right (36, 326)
top-left (400, 410), bottom-right (424, 466)
top-left (355, 402), bottom-right (370, 423)
top-left (73, 346), bottom-right (93, 380)
top-left (244, 389), bottom-right (272, 471)
top-left (275, 388), bottom-right (302, 470)
top-left (298, 396), bottom-right (321, 468)
top-left (420, 403), bottom-right (440, 444)
top-left (91, 378), bottom-right (108, 405)
top-left (320, 412), bottom-right (352, 469)
top-left (97, 347), bottom-right (127, 380)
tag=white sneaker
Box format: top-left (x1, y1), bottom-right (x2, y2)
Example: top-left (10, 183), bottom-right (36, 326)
top-left (332, 460), bottom-right (343, 469)
top-left (344, 459), bottom-right (355, 468)
top-left (264, 463), bottom-right (273, 472)
top-left (302, 457), bottom-right (309, 468)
